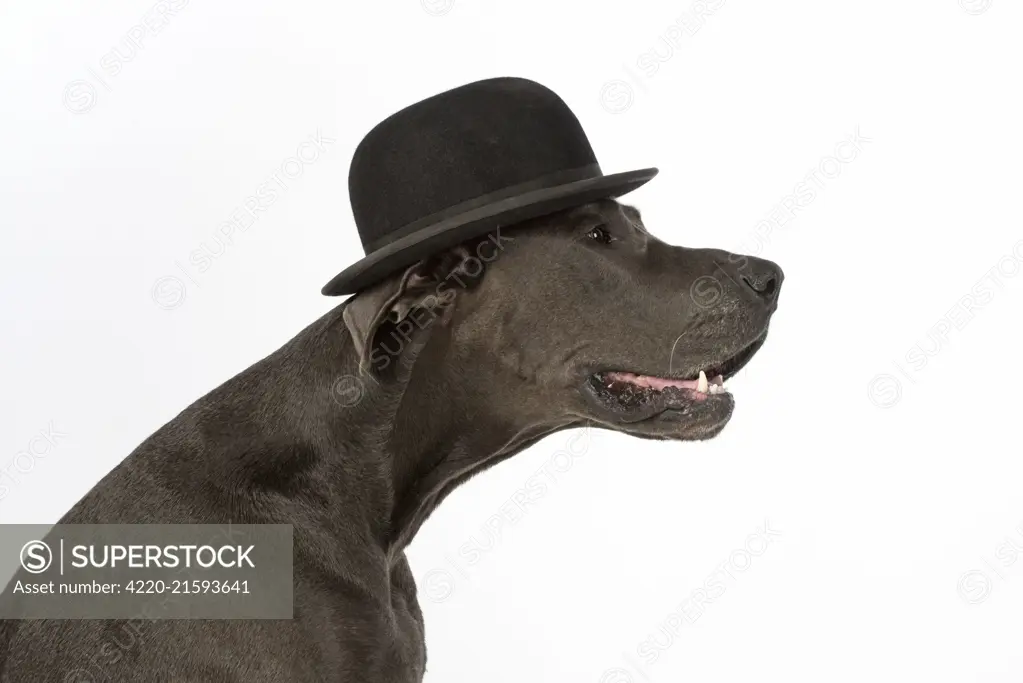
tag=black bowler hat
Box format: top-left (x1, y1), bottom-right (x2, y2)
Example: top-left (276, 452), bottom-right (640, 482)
top-left (321, 77), bottom-right (658, 295)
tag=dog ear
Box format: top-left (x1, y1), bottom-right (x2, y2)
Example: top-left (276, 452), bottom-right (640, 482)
top-left (342, 263), bottom-right (422, 370)
top-left (342, 244), bottom-right (484, 376)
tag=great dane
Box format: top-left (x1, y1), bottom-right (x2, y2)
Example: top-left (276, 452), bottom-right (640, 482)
top-left (0, 198), bottom-right (782, 682)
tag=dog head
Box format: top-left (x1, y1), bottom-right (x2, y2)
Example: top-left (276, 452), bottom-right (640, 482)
top-left (343, 199), bottom-right (782, 441)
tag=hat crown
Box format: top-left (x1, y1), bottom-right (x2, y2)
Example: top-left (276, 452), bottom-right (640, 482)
top-left (348, 77), bottom-right (599, 250)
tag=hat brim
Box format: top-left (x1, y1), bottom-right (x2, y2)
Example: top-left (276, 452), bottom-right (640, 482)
top-left (321, 167), bottom-right (658, 295)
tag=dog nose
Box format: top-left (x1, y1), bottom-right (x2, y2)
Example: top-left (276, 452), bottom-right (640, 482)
top-left (740, 257), bottom-right (783, 304)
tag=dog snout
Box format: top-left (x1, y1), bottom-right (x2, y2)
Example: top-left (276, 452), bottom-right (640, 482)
top-left (708, 251), bottom-right (783, 308)
top-left (740, 256), bottom-right (783, 304)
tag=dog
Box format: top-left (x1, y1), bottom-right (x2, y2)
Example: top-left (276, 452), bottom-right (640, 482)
top-left (0, 198), bottom-right (782, 682)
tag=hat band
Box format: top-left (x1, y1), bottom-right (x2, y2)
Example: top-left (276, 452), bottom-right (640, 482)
top-left (364, 163), bottom-right (602, 253)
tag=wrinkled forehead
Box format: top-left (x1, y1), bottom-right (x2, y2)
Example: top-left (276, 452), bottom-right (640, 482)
top-left (562, 199), bottom-right (642, 225)
top-left (492, 199), bottom-right (646, 259)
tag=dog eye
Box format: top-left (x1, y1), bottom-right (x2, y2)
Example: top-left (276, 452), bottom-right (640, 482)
top-left (586, 225), bottom-right (614, 244)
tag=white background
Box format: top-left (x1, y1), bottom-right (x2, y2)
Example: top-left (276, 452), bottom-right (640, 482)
top-left (2, 0), bottom-right (1023, 680)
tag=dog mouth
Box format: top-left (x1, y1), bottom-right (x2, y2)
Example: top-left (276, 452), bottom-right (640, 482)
top-left (581, 333), bottom-right (768, 434)
top-left (596, 369), bottom-right (728, 401)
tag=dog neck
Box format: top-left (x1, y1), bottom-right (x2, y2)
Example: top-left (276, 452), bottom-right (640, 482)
top-left (190, 302), bottom-right (568, 569)
top-left (341, 307), bottom-right (570, 559)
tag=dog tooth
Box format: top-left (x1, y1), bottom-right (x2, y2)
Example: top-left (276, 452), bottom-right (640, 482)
top-left (697, 370), bottom-right (708, 393)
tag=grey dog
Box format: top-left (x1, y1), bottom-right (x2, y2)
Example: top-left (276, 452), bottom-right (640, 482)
top-left (0, 198), bottom-right (782, 682)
